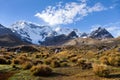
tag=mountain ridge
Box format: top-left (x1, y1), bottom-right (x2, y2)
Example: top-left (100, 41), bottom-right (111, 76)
top-left (0, 21), bottom-right (114, 46)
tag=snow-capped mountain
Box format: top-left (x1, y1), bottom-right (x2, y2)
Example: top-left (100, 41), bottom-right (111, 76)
top-left (10, 21), bottom-right (57, 44)
top-left (54, 27), bottom-right (81, 37)
top-left (89, 27), bottom-right (114, 39)
top-left (41, 31), bottom-right (79, 46)
top-left (10, 21), bottom-right (81, 44)
top-left (10, 21), bottom-right (114, 45)
top-left (80, 32), bottom-right (88, 38)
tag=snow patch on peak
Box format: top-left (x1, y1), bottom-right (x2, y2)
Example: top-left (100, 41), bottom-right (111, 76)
top-left (54, 27), bottom-right (61, 32)
top-left (10, 21), bottom-right (56, 44)
top-left (53, 27), bottom-right (81, 37)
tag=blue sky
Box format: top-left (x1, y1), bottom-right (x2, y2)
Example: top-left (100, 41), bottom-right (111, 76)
top-left (0, 0), bottom-right (120, 36)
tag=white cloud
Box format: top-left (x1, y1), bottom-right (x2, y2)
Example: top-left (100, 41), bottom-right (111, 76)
top-left (91, 22), bottom-right (120, 37)
top-left (54, 27), bottom-right (61, 32)
top-left (90, 24), bottom-right (101, 31)
top-left (35, 1), bottom-right (107, 25)
top-left (78, 0), bottom-right (87, 3)
top-left (106, 26), bottom-right (119, 31)
top-left (109, 3), bottom-right (118, 9)
top-left (105, 22), bottom-right (120, 37)
top-left (88, 3), bottom-right (107, 12)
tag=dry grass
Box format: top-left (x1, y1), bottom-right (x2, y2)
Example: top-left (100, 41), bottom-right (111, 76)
top-left (0, 57), bottom-right (8, 64)
top-left (1, 44), bottom-right (120, 80)
top-left (50, 60), bottom-right (60, 68)
top-left (99, 56), bottom-right (109, 65)
top-left (30, 65), bottom-right (52, 76)
top-left (12, 58), bottom-right (22, 64)
top-left (22, 62), bottom-right (33, 70)
top-left (92, 63), bottom-right (110, 77)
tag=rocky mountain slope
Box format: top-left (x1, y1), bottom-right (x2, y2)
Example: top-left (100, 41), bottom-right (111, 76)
top-left (41, 31), bottom-right (78, 46)
top-left (89, 27), bottom-right (114, 39)
top-left (0, 24), bottom-right (29, 46)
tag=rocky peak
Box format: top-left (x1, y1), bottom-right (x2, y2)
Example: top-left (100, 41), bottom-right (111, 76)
top-left (80, 32), bottom-right (88, 38)
top-left (89, 27), bottom-right (114, 39)
top-left (67, 31), bottom-right (78, 39)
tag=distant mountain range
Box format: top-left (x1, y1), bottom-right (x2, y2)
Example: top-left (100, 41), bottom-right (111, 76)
top-left (0, 21), bottom-right (114, 46)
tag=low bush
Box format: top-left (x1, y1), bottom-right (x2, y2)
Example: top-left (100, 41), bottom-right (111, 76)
top-left (77, 58), bottom-right (92, 69)
top-left (60, 62), bottom-right (68, 67)
top-left (22, 62), bottom-right (33, 70)
top-left (92, 63), bottom-right (110, 77)
top-left (4, 55), bottom-right (12, 59)
top-left (108, 56), bottom-right (120, 66)
top-left (44, 58), bottom-right (52, 65)
top-left (33, 60), bottom-right (43, 65)
top-left (0, 57), bottom-right (7, 64)
top-left (99, 56), bottom-right (109, 65)
top-left (50, 60), bottom-right (60, 68)
top-left (77, 58), bottom-right (86, 65)
top-left (11, 63), bottom-right (16, 68)
top-left (12, 58), bottom-right (22, 64)
top-left (70, 57), bottom-right (78, 63)
top-left (6, 60), bottom-right (11, 64)
top-left (31, 65), bottom-right (52, 76)
top-left (67, 54), bottom-right (77, 59)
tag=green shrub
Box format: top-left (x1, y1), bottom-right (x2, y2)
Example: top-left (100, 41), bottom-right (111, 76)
top-left (31, 65), bottom-right (52, 76)
top-left (93, 64), bottom-right (110, 77)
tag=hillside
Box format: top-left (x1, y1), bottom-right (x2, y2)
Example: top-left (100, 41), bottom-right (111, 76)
top-left (0, 37), bottom-right (120, 80)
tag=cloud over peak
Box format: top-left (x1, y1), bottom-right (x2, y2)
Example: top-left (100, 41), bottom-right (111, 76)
top-left (35, 1), bottom-right (107, 25)
top-left (91, 22), bottom-right (120, 37)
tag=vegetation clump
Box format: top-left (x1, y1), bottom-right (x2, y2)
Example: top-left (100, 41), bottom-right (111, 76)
top-left (12, 58), bottom-right (22, 64)
top-left (108, 54), bottom-right (120, 66)
top-left (92, 63), bottom-right (110, 77)
top-left (0, 57), bottom-right (7, 64)
top-left (77, 58), bottom-right (92, 69)
top-left (30, 65), bottom-right (52, 76)
top-left (99, 56), bottom-right (109, 65)
top-left (22, 62), bottom-right (33, 70)
top-left (50, 60), bottom-right (60, 68)
top-left (60, 62), bottom-right (69, 67)
top-left (99, 53), bottom-right (120, 66)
